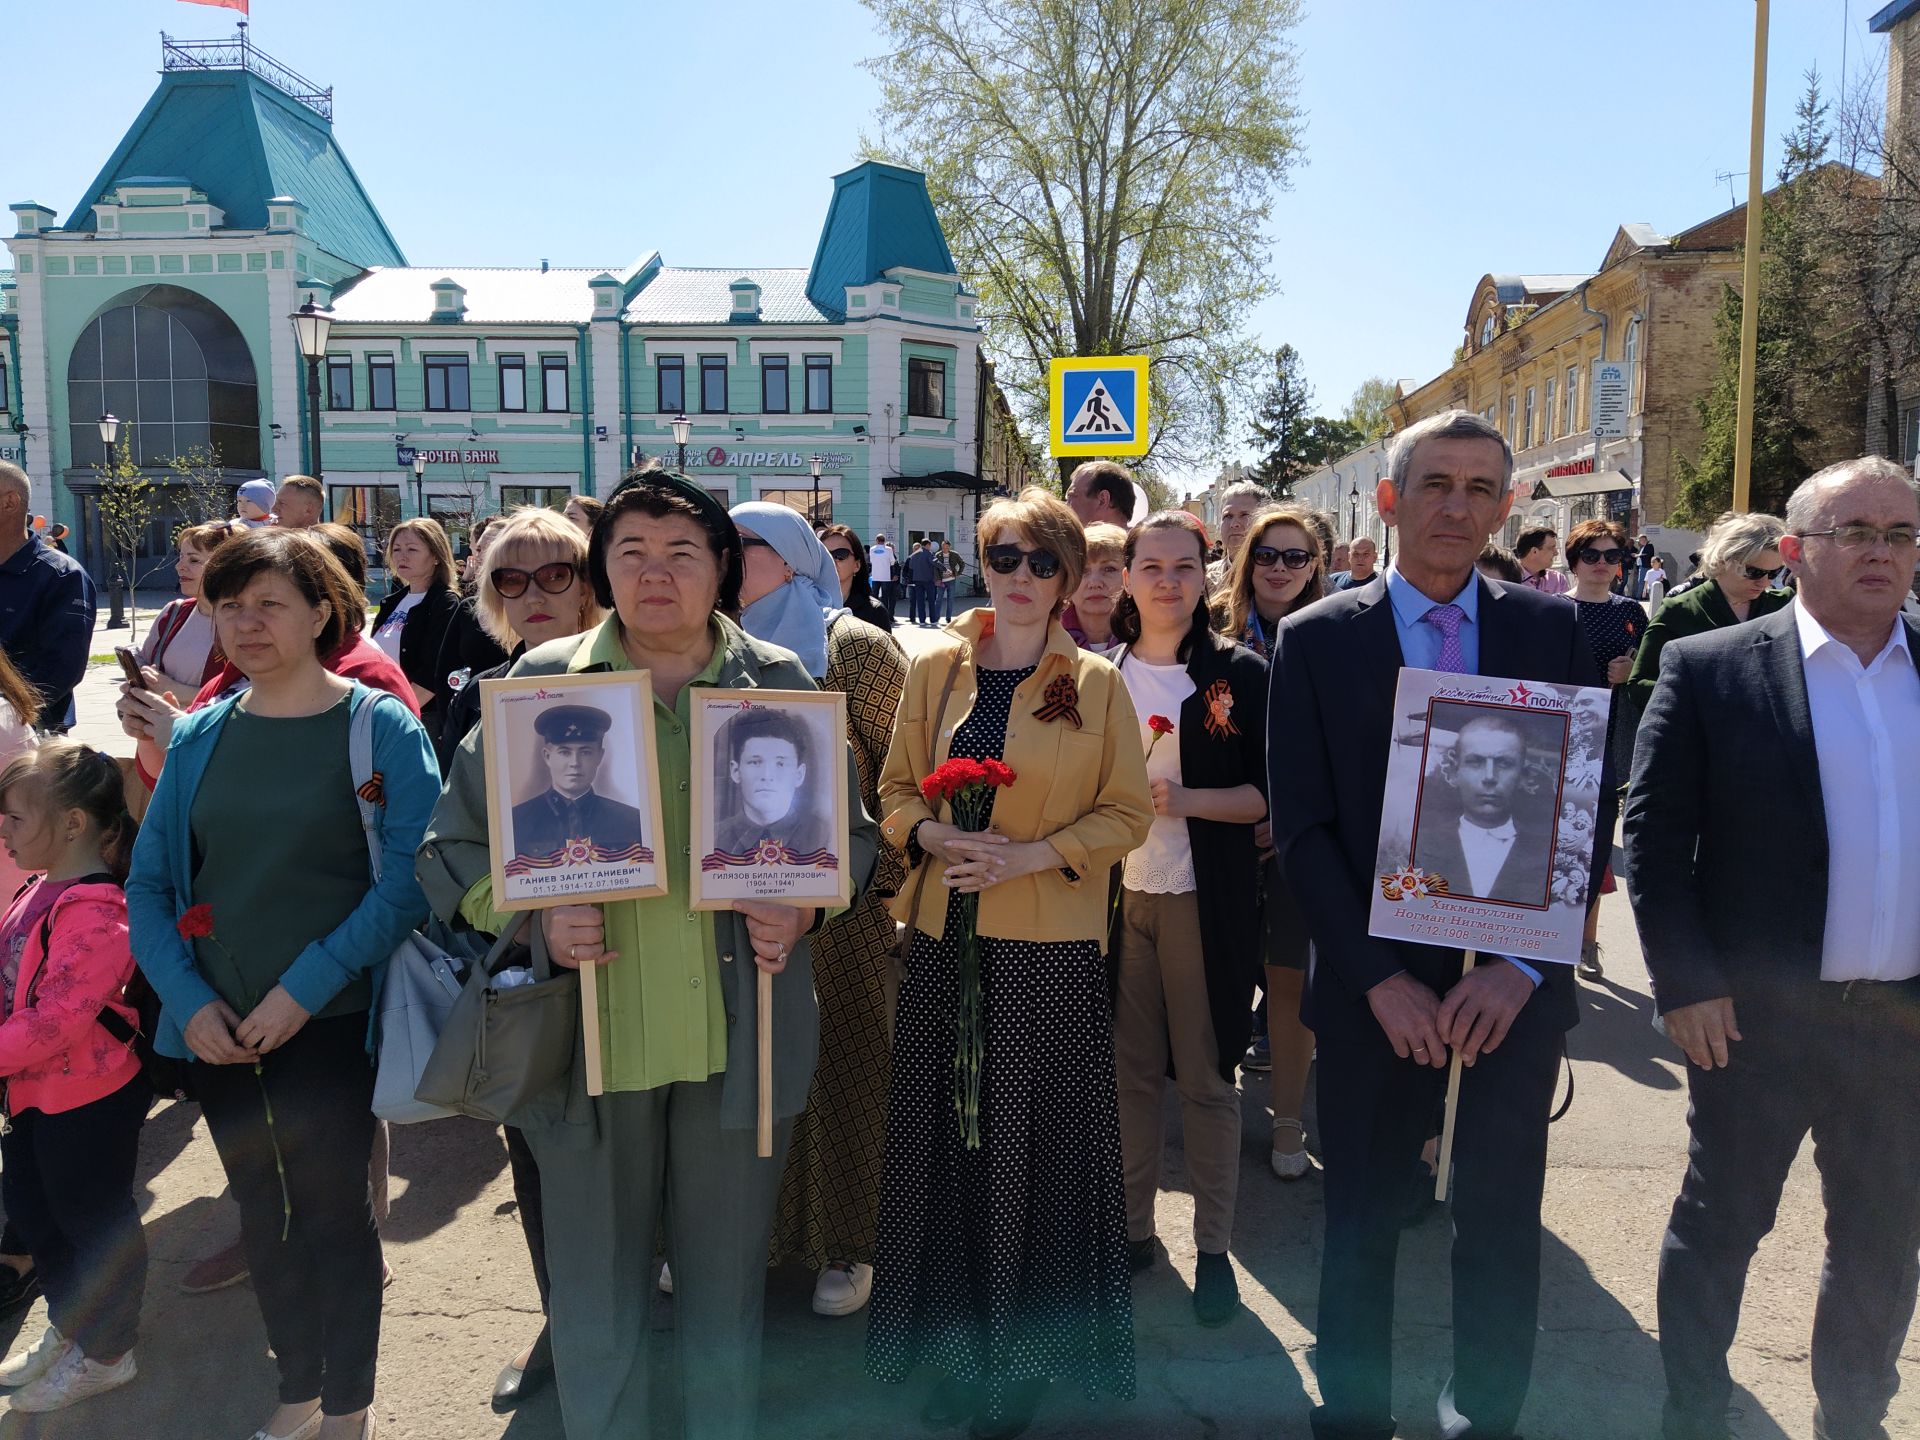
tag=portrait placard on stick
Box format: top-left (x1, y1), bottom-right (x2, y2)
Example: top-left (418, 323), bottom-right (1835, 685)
top-left (688, 688), bottom-right (851, 913)
top-left (1368, 667), bottom-right (1610, 967)
top-left (480, 670), bottom-right (669, 911)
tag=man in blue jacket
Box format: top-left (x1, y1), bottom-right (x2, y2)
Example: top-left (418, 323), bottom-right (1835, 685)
top-left (0, 463), bottom-right (96, 732)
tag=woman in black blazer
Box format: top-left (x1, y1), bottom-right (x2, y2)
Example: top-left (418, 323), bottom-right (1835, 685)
top-left (370, 517), bottom-right (505, 768)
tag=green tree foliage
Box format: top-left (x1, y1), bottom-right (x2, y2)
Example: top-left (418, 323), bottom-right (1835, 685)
top-left (861, 0), bottom-right (1304, 481)
top-left (1246, 345), bottom-right (1363, 492)
top-left (1672, 71), bottom-right (1862, 523)
top-left (1344, 377), bottom-right (1398, 441)
top-left (94, 448), bottom-right (162, 638)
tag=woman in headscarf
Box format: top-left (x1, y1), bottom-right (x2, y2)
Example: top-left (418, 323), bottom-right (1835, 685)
top-left (729, 503), bottom-right (906, 1318)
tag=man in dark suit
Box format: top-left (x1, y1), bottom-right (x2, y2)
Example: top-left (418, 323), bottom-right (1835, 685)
top-left (510, 704), bottom-right (646, 867)
top-left (1412, 710), bottom-right (1557, 907)
top-left (1269, 409), bottom-right (1610, 1440)
top-left (1625, 455), bottom-right (1920, 1440)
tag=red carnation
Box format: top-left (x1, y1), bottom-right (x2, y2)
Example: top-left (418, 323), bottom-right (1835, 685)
top-left (176, 904), bottom-right (216, 940)
top-left (1148, 714), bottom-right (1175, 736)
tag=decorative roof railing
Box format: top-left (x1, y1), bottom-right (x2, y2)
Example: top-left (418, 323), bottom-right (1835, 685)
top-left (160, 28), bottom-right (332, 121)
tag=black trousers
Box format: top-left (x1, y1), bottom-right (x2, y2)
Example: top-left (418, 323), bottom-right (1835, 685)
top-left (503, 1124), bottom-right (550, 1312)
top-left (0, 1075), bottom-right (149, 1357)
top-left (1659, 979), bottom-right (1920, 1440)
top-left (196, 1013), bottom-right (381, 1415)
top-left (1310, 983), bottom-right (1561, 1440)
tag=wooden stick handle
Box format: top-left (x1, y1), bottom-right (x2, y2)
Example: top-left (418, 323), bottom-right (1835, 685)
top-left (757, 965), bottom-right (774, 1158)
top-left (579, 952), bottom-right (605, 1098)
top-left (1433, 949), bottom-right (1477, 1202)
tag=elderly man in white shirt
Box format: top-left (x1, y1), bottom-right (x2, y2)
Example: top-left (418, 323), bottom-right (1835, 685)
top-left (1625, 454), bottom-right (1920, 1440)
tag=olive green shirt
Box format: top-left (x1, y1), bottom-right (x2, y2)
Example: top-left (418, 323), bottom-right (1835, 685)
top-left (461, 616), bottom-right (729, 1093)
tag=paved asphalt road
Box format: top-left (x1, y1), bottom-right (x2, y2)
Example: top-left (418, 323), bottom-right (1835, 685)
top-left (4, 605), bottom-right (1908, 1438)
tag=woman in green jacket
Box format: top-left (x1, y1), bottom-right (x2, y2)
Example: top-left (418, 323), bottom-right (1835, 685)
top-left (418, 470), bottom-right (877, 1440)
top-left (1626, 511), bottom-right (1791, 715)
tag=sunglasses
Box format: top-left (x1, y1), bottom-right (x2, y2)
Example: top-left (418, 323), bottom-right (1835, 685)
top-left (491, 561), bottom-right (578, 599)
top-left (1572, 547), bottom-right (1626, 566)
top-left (1739, 562), bottom-right (1776, 582)
top-left (826, 546), bottom-right (855, 563)
top-left (984, 544), bottom-right (1063, 579)
top-left (1252, 545), bottom-right (1314, 571)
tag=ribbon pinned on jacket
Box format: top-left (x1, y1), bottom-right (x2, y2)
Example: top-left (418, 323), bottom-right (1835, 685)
top-left (1032, 673), bottom-right (1082, 729)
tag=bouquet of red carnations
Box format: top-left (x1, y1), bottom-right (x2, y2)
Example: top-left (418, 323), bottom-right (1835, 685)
top-left (919, 757), bottom-right (1017, 1148)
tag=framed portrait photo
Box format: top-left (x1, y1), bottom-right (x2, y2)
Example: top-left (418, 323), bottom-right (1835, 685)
top-left (1368, 667), bottom-right (1611, 966)
top-left (480, 670), bottom-right (669, 911)
top-left (688, 687), bottom-right (851, 912)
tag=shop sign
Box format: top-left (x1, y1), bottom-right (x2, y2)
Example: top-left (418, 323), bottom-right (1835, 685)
top-left (1590, 362), bottom-right (1630, 440)
top-left (636, 447), bottom-right (855, 471)
top-left (1545, 456), bottom-right (1595, 479)
top-left (0, 446), bottom-right (19, 462)
top-left (395, 445), bottom-right (501, 466)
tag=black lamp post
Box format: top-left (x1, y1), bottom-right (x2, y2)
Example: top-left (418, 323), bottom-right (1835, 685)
top-left (671, 413), bottom-right (691, 474)
top-left (411, 451), bottom-right (427, 517)
top-left (291, 295), bottom-right (335, 481)
top-left (1348, 480), bottom-right (1360, 541)
top-left (98, 412), bottom-right (126, 628)
top-left (809, 453), bottom-right (824, 524)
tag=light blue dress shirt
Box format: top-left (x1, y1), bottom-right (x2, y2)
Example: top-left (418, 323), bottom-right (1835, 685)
top-left (1381, 566), bottom-right (1542, 987)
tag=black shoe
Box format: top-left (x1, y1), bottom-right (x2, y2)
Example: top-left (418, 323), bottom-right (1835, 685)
top-left (1128, 1237), bottom-right (1157, 1273)
top-left (970, 1379), bottom-right (1046, 1440)
top-left (1193, 1250), bottom-right (1240, 1327)
top-left (921, 1374), bottom-right (978, 1427)
top-left (0, 1265), bottom-right (40, 1314)
top-left (490, 1323), bottom-right (553, 1414)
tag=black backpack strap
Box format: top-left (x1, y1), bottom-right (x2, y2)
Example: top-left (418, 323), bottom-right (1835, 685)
top-left (26, 875), bottom-right (139, 1046)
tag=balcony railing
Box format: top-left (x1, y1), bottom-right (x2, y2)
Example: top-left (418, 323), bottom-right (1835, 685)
top-left (160, 29), bottom-right (332, 121)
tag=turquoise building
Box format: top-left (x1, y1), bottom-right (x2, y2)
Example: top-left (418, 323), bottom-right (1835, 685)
top-left (1, 33), bottom-right (1006, 578)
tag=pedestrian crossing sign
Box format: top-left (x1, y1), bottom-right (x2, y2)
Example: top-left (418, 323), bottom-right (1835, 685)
top-left (1049, 355), bottom-right (1150, 457)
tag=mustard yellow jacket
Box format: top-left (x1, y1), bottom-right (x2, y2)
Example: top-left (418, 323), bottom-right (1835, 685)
top-left (878, 609), bottom-right (1152, 950)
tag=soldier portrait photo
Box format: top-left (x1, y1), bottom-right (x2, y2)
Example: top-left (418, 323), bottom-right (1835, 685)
top-left (1410, 701), bottom-right (1565, 908)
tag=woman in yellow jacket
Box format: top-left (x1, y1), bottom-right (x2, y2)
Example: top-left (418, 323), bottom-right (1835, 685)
top-left (866, 488), bottom-right (1152, 1440)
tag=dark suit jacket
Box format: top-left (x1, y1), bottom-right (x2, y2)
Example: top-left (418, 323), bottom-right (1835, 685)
top-left (1623, 602), bottom-right (1920, 1015)
top-left (1624, 579), bottom-right (1793, 715)
top-left (1268, 574), bottom-right (1612, 1032)
top-left (1411, 798), bottom-right (1554, 909)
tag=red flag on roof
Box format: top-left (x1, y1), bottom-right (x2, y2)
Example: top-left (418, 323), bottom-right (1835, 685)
top-left (179, 0), bottom-right (249, 12)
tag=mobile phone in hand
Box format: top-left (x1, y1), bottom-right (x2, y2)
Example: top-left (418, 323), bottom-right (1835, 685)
top-left (114, 647), bottom-right (147, 690)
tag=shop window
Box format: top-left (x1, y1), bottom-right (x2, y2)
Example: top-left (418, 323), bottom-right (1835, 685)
top-left (424, 355), bottom-right (470, 412)
top-left (329, 484), bottom-right (400, 549)
top-left (761, 356), bottom-right (790, 414)
top-left (700, 355), bottom-right (728, 413)
top-left (498, 355), bottom-right (527, 412)
top-left (500, 485), bottom-right (571, 511)
top-left (760, 487), bottom-right (831, 524)
top-left (804, 355), bottom-right (832, 413)
top-left (908, 357), bottom-right (945, 419)
top-left (326, 356), bottom-right (354, 411)
top-left (368, 354), bottom-right (395, 411)
top-left (541, 356), bottom-right (569, 413)
top-left (657, 356), bottom-right (685, 414)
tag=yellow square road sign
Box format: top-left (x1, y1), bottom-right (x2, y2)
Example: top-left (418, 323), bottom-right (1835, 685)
top-left (1049, 355), bottom-right (1149, 458)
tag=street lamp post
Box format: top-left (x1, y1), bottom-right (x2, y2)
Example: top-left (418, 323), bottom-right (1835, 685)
top-left (671, 413), bottom-right (692, 474)
top-left (411, 452), bottom-right (428, 518)
top-left (809, 454), bottom-right (824, 525)
top-left (290, 296), bottom-right (335, 482)
top-left (1348, 480), bottom-right (1360, 542)
top-left (97, 412), bottom-right (126, 628)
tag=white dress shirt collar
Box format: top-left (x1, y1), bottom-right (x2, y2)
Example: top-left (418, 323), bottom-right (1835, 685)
top-left (1793, 599), bottom-right (1912, 676)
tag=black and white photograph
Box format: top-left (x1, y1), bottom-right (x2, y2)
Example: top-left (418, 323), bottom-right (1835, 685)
top-left (689, 687), bottom-right (851, 910)
top-left (1369, 668), bottom-right (1610, 965)
top-left (480, 670), bottom-right (668, 909)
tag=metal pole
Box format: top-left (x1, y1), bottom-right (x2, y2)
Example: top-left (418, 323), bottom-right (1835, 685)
top-left (677, 439), bottom-right (688, 473)
top-left (105, 438), bottom-right (126, 628)
top-left (1732, 0), bottom-right (1770, 513)
top-left (306, 355), bottom-right (326, 482)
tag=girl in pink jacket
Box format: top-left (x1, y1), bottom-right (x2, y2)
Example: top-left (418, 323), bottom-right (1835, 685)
top-left (0, 740), bottom-right (147, 1415)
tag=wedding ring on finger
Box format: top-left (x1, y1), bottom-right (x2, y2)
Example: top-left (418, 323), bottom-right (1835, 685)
top-left (569, 945), bottom-right (578, 962)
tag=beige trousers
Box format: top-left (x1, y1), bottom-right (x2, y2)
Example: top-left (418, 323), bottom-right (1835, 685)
top-left (1113, 887), bottom-right (1241, 1253)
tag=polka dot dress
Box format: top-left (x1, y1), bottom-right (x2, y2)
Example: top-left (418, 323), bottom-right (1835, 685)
top-left (866, 666), bottom-right (1136, 1421)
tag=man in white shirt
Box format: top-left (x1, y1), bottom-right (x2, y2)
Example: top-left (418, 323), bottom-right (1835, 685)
top-left (867, 533), bottom-right (896, 615)
top-left (1625, 455), bottom-right (1920, 1440)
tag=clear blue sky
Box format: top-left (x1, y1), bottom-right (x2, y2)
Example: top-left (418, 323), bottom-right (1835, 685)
top-left (3, 0), bottom-right (1887, 484)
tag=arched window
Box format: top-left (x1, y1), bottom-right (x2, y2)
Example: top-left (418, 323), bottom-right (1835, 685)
top-left (67, 285), bottom-right (260, 471)
top-left (1622, 316), bottom-right (1641, 410)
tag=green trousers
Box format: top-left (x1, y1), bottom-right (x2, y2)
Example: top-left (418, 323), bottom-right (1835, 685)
top-left (527, 1074), bottom-right (794, 1440)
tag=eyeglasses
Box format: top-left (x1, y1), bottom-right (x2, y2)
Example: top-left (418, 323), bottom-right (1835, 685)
top-left (984, 544), bottom-right (1062, 579)
top-left (826, 546), bottom-right (855, 563)
top-left (1572, 547), bottom-right (1626, 566)
top-left (1797, 524), bottom-right (1920, 550)
top-left (1739, 562), bottom-right (1777, 582)
top-left (490, 562), bottom-right (578, 598)
top-left (1251, 545), bottom-right (1314, 571)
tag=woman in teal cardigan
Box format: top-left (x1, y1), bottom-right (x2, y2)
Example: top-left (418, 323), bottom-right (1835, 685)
top-left (125, 528), bottom-right (439, 1440)
top-left (1626, 512), bottom-right (1792, 715)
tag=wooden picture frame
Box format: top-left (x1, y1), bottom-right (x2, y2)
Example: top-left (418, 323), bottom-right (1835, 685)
top-left (687, 687), bottom-right (852, 912)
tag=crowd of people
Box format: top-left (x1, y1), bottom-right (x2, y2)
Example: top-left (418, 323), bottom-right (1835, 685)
top-left (0, 415), bottom-right (1910, 1440)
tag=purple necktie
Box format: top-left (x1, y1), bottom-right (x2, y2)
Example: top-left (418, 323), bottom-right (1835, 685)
top-left (1424, 602), bottom-right (1467, 674)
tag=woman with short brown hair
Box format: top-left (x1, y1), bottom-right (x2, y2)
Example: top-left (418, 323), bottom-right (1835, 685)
top-left (370, 516), bottom-right (505, 767)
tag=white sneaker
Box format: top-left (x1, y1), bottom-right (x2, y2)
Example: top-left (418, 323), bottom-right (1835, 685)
top-left (9, 1345), bottom-right (137, 1412)
top-left (0, 1325), bottom-right (70, 1388)
top-left (657, 1260), bottom-right (673, 1295)
top-left (245, 1404), bottom-right (323, 1440)
top-left (811, 1262), bottom-right (874, 1317)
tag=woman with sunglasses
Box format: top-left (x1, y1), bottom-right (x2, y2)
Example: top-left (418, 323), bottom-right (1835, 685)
top-left (868, 487), bottom-right (1151, 1440)
top-left (1220, 506), bottom-right (1326, 1182)
top-left (1626, 510), bottom-right (1790, 718)
top-left (1105, 511), bottom-right (1268, 1328)
top-left (816, 522), bottom-right (895, 633)
top-left (1560, 519), bottom-right (1645, 979)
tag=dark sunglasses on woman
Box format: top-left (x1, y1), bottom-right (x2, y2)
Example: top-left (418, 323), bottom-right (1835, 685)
top-left (826, 546), bottom-right (855, 563)
top-left (491, 561), bottom-right (579, 598)
top-left (1572, 547), bottom-right (1626, 566)
top-left (1740, 562), bottom-right (1777, 582)
top-left (984, 544), bottom-right (1062, 579)
top-left (1252, 545), bottom-right (1314, 571)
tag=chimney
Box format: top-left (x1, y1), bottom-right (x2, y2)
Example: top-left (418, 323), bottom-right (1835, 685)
top-left (541, 258), bottom-right (550, 274)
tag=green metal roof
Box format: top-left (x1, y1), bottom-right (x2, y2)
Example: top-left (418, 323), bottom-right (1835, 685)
top-left (805, 162), bottom-right (957, 319)
top-left (65, 68), bottom-right (404, 268)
